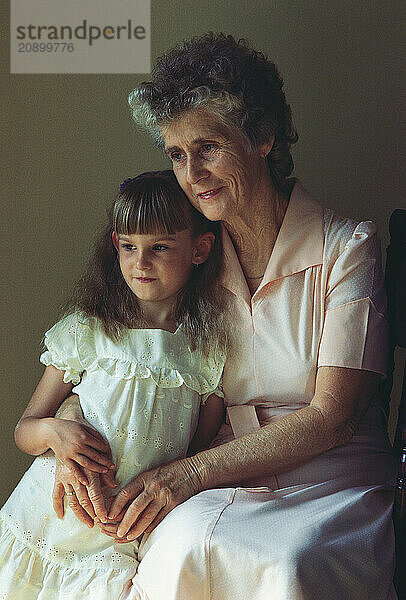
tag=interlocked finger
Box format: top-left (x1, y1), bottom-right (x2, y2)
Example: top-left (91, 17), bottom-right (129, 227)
top-left (125, 500), bottom-right (163, 540)
top-left (143, 505), bottom-right (171, 534)
top-left (63, 483), bottom-right (95, 528)
top-left (116, 494), bottom-right (152, 538)
top-left (86, 471), bottom-right (109, 521)
top-left (97, 522), bottom-right (120, 539)
top-left (96, 506), bottom-right (127, 538)
top-left (74, 483), bottom-right (97, 520)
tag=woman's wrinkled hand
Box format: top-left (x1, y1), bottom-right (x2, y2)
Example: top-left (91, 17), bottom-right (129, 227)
top-left (98, 459), bottom-right (202, 542)
top-left (46, 418), bottom-right (115, 483)
top-left (52, 459), bottom-right (118, 527)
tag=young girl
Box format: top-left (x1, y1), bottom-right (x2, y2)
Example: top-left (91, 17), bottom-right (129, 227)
top-left (0, 170), bottom-right (228, 599)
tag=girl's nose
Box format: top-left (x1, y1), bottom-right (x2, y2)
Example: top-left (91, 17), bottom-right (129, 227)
top-left (135, 250), bottom-right (151, 270)
top-left (186, 157), bottom-right (209, 185)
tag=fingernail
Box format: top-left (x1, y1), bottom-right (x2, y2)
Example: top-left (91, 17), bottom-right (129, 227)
top-left (127, 535), bottom-right (136, 541)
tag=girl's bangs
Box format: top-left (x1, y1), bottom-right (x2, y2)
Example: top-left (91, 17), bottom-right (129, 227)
top-left (113, 179), bottom-right (194, 235)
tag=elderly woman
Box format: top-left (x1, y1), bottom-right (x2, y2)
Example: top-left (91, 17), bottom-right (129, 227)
top-left (54, 33), bottom-right (396, 599)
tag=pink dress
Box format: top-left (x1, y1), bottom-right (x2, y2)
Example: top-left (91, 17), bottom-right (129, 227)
top-left (122, 180), bottom-right (396, 600)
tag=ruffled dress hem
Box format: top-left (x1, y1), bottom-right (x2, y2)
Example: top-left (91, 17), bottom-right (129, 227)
top-left (0, 516), bottom-right (135, 599)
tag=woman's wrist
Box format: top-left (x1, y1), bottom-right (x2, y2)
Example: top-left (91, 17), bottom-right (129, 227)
top-left (179, 455), bottom-right (209, 495)
top-left (182, 450), bottom-right (222, 492)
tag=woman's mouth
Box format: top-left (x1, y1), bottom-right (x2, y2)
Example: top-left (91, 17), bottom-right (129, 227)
top-left (197, 187), bottom-right (223, 200)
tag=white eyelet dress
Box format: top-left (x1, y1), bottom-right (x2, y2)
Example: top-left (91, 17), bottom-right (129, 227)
top-left (0, 315), bottom-right (224, 599)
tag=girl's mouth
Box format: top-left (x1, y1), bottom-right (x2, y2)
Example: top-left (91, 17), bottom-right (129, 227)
top-left (135, 277), bottom-right (156, 283)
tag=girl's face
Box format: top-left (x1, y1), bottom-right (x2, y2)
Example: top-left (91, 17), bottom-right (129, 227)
top-left (112, 229), bottom-right (212, 309)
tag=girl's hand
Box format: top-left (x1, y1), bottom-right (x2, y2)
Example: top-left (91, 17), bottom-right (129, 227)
top-left (46, 418), bottom-right (115, 483)
top-left (53, 459), bottom-right (117, 526)
top-left (103, 459), bottom-right (202, 542)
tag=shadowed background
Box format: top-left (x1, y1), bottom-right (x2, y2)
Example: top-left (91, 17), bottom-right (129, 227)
top-left (1, 0), bottom-right (404, 505)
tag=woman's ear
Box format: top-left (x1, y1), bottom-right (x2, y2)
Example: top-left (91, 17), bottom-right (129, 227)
top-left (112, 231), bottom-right (119, 252)
top-left (259, 135), bottom-right (275, 158)
top-left (192, 232), bottom-right (215, 265)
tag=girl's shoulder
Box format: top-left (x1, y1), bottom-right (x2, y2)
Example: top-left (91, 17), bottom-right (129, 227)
top-left (44, 312), bottom-right (98, 342)
top-left (40, 312), bottom-right (97, 385)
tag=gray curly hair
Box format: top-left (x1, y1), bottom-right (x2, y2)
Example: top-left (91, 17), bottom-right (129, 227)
top-left (128, 32), bottom-right (298, 194)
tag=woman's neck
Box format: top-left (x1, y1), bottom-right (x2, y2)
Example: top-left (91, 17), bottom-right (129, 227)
top-left (223, 181), bottom-right (289, 283)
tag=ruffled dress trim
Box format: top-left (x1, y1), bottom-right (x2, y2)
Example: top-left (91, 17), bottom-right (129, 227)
top-left (0, 516), bottom-right (135, 599)
top-left (40, 348), bottom-right (81, 385)
top-left (40, 315), bottom-right (225, 398)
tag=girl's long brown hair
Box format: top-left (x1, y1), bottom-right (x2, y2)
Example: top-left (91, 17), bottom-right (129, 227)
top-left (63, 170), bottom-right (229, 356)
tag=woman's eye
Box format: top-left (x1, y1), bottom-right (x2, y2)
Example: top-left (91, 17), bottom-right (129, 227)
top-left (153, 245), bottom-right (168, 251)
top-left (170, 152), bottom-right (184, 162)
top-left (201, 143), bottom-right (216, 153)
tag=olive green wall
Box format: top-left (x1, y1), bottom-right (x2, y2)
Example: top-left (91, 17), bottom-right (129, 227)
top-left (1, 1), bottom-right (404, 505)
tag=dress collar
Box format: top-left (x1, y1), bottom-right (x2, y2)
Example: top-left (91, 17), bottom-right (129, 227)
top-left (221, 179), bottom-right (324, 303)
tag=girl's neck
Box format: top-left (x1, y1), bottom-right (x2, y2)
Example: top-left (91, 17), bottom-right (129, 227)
top-left (223, 181), bottom-right (289, 282)
top-left (137, 299), bottom-right (178, 332)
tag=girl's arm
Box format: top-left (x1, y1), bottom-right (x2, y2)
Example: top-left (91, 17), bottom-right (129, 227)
top-left (15, 365), bottom-right (114, 483)
top-left (187, 394), bottom-right (225, 455)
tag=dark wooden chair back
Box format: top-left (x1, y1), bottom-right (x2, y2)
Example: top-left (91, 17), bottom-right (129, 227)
top-left (383, 209), bottom-right (406, 595)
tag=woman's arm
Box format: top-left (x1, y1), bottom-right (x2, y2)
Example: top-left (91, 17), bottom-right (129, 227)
top-left (188, 366), bottom-right (379, 488)
top-left (54, 392), bottom-right (87, 423)
top-left (187, 393), bottom-right (225, 455)
top-left (101, 365), bottom-right (379, 542)
top-left (15, 365), bottom-right (114, 482)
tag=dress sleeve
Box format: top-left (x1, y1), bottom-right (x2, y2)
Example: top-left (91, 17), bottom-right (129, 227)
top-left (318, 221), bottom-right (388, 376)
top-left (39, 313), bottom-right (84, 384)
top-left (201, 378), bottom-right (225, 405)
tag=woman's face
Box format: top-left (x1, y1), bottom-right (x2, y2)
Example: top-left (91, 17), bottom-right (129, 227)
top-left (161, 109), bottom-right (271, 222)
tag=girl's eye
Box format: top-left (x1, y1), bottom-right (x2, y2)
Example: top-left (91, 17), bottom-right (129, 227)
top-left (122, 244), bottom-right (135, 251)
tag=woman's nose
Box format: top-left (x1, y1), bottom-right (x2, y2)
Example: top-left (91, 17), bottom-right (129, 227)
top-left (186, 157), bottom-right (209, 185)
